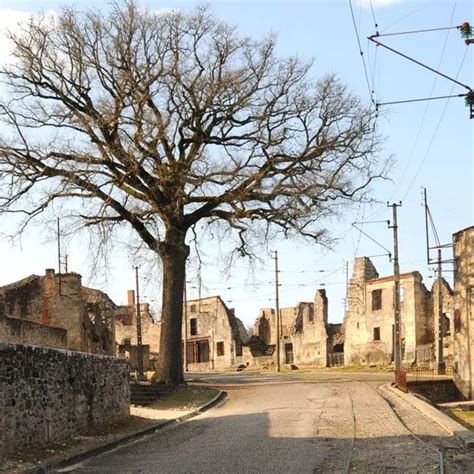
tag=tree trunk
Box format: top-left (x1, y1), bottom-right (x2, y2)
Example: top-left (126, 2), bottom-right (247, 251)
top-left (154, 230), bottom-right (189, 385)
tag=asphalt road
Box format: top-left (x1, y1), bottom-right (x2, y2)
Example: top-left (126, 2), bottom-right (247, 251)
top-left (72, 371), bottom-right (474, 473)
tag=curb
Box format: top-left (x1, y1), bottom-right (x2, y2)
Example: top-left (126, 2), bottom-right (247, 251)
top-left (382, 383), bottom-right (474, 449)
top-left (25, 389), bottom-right (227, 473)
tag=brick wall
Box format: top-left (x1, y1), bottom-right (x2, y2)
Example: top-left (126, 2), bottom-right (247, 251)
top-left (0, 343), bottom-right (129, 456)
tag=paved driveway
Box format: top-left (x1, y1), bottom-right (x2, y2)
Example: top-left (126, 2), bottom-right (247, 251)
top-left (73, 371), bottom-right (474, 473)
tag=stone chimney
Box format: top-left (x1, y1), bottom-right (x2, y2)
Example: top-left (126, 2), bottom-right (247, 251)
top-left (128, 290), bottom-right (135, 306)
top-left (45, 268), bottom-right (55, 277)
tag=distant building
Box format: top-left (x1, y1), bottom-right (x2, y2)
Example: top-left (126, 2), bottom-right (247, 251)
top-left (251, 289), bottom-right (331, 368)
top-left (343, 257), bottom-right (433, 366)
top-left (115, 290), bottom-right (160, 370)
top-left (184, 296), bottom-right (249, 371)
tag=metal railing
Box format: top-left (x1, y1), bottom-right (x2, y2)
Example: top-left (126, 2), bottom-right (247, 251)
top-left (406, 367), bottom-right (454, 382)
top-left (328, 352), bottom-right (345, 367)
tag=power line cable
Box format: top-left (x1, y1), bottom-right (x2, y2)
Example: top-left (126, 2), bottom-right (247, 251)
top-left (387, 1), bottom-right (458, 198)
top-left (401, 45), bottom-right (469, 200)
top-left (349, 0), bottom-right (377, 106)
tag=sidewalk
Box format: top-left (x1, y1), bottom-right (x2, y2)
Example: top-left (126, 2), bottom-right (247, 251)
top-left (10, 387), bottom-right (226, 474)
top-left (382, 383), bottom-right (474, 449)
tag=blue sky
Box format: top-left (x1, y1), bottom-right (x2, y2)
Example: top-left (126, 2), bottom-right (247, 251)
top-left (0, 0), bottom-right (472, 326)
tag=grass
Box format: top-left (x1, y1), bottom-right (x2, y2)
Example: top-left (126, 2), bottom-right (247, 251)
top-left (447, 409), bottom-right (474, 430)
top-left (148, 385), bottom-right (220, 410)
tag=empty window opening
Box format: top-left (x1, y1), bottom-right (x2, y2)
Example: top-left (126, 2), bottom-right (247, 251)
top-left (190, 318), bottom-right (197, 336)
top-left (190, 304), bottom-right (196, 313)
top-left (373, 327), bottom-right (381, 341)
top-left (372, 289), bottom-right (382, 311)
top-left (216, 341), bottom-right (224, 356)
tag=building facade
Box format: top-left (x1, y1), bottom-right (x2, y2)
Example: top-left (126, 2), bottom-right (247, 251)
top-left (452, 226), bottom-right (474, 399)
top-left (184, 296), bottom-right (249, 371)
top-left (0, 269), bottom-right (115, 354)
top-left (343, 257), bottom-right (433, 366)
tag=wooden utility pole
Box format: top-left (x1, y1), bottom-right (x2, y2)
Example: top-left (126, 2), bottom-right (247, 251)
top-left (388, 203), bottom-right (402, 372)
top-left (344, 260), bottom-right (349, 313)
top-left (437, 248), bottom-right (446, 374)
top-left (134, 266), bottom-right (144, 379)
top-left (272, 251), bottom-right (281, 372)
top-left (57, 217), bottom-right (62, 295)
top-left (183, 275), bottom-right (188, 373)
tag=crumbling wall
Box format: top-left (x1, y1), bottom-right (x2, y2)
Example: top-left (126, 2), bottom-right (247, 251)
top-left (343, 257), bottom-right (379, 365)
top-left (0, 342), bottom-right (129, 456)
top-left (0, 270), bottom-right (115, 355)
top-left (430, 279), bottom-right (455, 366)
top-left (291, 291), bottom-right (329, 367)
top-left (452, 226), bottom-right (474, 400)
top-left (115, 290), bottom-right (161, 362)
top-left (0, 314), bottom-right (67, 349)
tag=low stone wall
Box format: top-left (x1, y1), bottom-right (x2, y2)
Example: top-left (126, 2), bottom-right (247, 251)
top-left (0, 314), bottom-right (67, 349)
top-left (408, 379), bottom-right (463, 403)
top-left (0, 343), bottom-right (130, 456)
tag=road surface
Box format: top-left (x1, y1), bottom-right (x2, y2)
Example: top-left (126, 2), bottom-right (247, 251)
top-left (73, 371), bottom-right (474, 473)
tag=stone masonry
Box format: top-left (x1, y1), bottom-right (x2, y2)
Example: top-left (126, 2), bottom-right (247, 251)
top-left (343, 257), bottom-right (433, 366)
top-left (0, 342), bottom-right (129, 456)
top-left (0, 270), bottom-right (115, 355)
top-left (452, 226), bottom-right (474, 399)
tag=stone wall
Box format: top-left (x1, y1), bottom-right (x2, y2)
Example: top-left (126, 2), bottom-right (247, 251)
top-left (452, 226), bottom-right (474, 399)
top-left (115, 291), bottom-right (161, 368)
top-left (184, 296), bottom-right (245, 371)
top-left (0, 314), bottom-right (67, 349)
top-left (291, 291), bottom-right (329, 367)
top-left (343, 257), bottom-right (433, 366)
top-left (0, 342), bottom-right (129, 456)
top-left (0, 270), bottom-right (115, 355)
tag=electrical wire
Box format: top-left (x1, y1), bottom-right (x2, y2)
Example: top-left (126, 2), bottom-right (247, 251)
top-left (363, 0), bottom-right (460, 217)
top-left (349, 0), bottom-right (377, 106)
top-left (401, 45), bottom-right (469, 200)
top-left (376, 25), bottom-right (459, 37)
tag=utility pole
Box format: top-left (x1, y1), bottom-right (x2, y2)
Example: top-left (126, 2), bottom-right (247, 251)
top-left (423, 187), bottom-right (446, 375)
top-left (57, 217), bottom-right (62, 295)
top-left (344, 260), bottom-right (349, 313)
top-left (183, 275), bottom-right (188, 373)
top-left (272, 251), bottom-right (281, 372)
top-left (134, 266), bottom-right (144, 379)
top-left (388, 202), bottom-right (402, 373)
top-left (437, 248), bottom-right (445, 374)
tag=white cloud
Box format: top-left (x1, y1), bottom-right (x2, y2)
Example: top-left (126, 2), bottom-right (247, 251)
top-left (0, 9), bottom-right (32, 65)
top-left (0, 9), bottom-right (57, 66)
top-left (359, 0), bottom-right (405, 7)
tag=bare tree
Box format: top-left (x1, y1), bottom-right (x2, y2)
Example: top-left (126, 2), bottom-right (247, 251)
top-left (0, 2), bottom-right (387, 384)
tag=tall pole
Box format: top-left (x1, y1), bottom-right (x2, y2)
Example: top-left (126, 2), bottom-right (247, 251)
top-left (389, 203), bottom-right (402, 373)
top-left (437, 248), bottom-right (445, 374)
top-left (57, 217), bottom-right (62, 295)
top-left (183, 275), bottom-right (188, 373)
top-left (134, 266), bottom-right (144, 379)
top-left (344, 260), bottom-right (349, 313)
top-left (272, 251), bottom-right (281, 372)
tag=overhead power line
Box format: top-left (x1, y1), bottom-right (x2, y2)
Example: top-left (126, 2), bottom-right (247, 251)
top-left (349, 0), bottom-right (376, 106)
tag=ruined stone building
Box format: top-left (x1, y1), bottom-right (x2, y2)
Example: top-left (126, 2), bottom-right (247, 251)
top-left (452, 226), bottom-right (474, 399)
top-left (184, 296), bottom-right (249, 371)
top-left (343, 257), bottom-right (433, 366)
top-left (251, 289), bottom-right (332, 367)
top-left (114, 293), bottom-right (249, 372)
top-left (115, 290), bottom-right (161, 370)
top-left (0, 269), bottom-right (115, 354)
